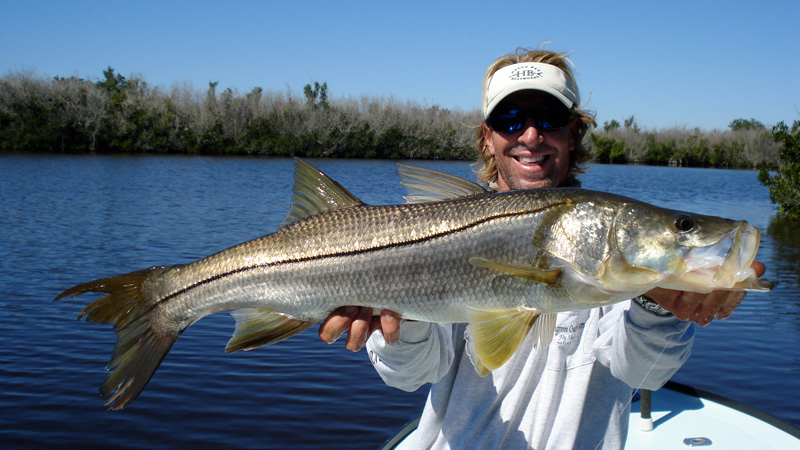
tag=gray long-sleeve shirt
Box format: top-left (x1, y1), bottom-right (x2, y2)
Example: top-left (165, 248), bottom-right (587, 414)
top-left (367, 300), bottom-right (694, 449)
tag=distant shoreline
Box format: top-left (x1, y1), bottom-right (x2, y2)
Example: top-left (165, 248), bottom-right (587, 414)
top-left (0, 68), bottom-right (781, 169)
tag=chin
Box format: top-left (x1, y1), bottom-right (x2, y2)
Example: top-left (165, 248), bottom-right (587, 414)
top-left (508, 178), bottom-right (554, 190)
top-left (525, 181), bottom-right (555, 190)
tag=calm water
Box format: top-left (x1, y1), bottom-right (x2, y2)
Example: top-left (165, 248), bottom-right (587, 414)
top-left (1, 155), bottom-right (798, 449)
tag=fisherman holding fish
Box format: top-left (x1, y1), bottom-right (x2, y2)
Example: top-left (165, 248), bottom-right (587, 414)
top-left (319, 48), bottom-right (767, 449)
top-left (57, 45), bottom-right (770, 447)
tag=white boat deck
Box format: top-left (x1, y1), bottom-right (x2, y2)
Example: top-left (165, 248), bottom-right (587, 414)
top-left (382, 382), bottom-right (800, 449)
top-left (626, 383), bottom-right (800, 449)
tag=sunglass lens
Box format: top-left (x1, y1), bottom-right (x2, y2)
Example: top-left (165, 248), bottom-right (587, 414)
top-left (488, 110), bottom-right (524, 132)
top-left (536, 108), bottom-right (573, 130)
top-left (489, 108), bottom-right (573, 132)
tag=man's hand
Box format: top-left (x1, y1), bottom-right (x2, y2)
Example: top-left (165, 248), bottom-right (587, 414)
top-left (318, 307), bottom-right (402, 351)
top-left (645, 261), bottom-right (766, 326)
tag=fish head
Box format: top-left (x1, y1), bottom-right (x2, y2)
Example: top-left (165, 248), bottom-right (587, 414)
top-left (613, 202), bottom-right (770, 293)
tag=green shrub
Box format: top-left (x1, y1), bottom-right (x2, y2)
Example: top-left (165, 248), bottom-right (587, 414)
top-left (758, 121), bottom-right (800, 220)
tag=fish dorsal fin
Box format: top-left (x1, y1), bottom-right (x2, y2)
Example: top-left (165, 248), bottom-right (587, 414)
top-left (281, 159), bottom-right (364, 226)
top-left (397, 164), bottom-right (487, 204)
top-left (226, 308), bottom-right (317, 352)
top-left (469, 257), bottom-right (562, 285)
top-left (465, 307), bottom-right (548, 376)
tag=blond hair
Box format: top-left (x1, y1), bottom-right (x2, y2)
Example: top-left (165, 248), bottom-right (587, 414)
top-left (475, 48), bottom-right (596, 185)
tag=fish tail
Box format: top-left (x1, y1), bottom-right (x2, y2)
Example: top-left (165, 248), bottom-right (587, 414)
top-left (55, 266), bottom-right (178, 410)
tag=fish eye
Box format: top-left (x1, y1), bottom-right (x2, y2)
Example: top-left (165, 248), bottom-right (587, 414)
top-left (673, 214), bottom-right (695, 232)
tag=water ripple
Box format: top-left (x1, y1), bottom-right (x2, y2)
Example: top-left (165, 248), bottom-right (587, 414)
top-left (1, 155), bottom-right (797, 449)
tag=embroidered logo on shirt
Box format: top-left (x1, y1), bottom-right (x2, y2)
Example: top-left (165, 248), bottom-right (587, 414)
top-left (553, 322), bottom-right (586, 346)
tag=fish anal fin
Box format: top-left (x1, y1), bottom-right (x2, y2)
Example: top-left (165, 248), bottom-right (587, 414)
top-left (281, 159), bottom-right (364, 226)
top-left (465, 307), bottom-right (543, 376)
top-left (469, 257), bottom-right (561, 285)
top-left (226, 308), bottom-right (317, 353)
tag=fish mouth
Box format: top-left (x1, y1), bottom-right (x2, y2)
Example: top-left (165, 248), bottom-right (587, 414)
top-left (674, 223), bottom-right (770, 292)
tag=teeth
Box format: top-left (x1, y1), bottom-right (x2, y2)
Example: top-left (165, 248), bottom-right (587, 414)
top-left (518, 155), bottom-right (545, 163)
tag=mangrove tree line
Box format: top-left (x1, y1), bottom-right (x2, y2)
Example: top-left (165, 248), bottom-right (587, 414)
top-left (590, 116), bottom-right (779, 168)
top-left (0, 68), bottom-right (784, 168)
top-left (0, 68), bottom-right (481, 159)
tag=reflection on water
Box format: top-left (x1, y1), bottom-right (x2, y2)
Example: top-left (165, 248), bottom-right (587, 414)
top-left (767, 215), bottom-right (800, 289)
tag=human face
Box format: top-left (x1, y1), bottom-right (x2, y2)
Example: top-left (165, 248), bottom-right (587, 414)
top-left (484, 91), bottom-right (578, 191)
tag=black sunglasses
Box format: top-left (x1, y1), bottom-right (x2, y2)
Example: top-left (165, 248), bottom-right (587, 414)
top-left (486, 107), bottom-right (574, 133)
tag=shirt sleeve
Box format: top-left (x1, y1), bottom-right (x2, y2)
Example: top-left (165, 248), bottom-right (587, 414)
top-left (366, 321), bottom-right (455, 392)
top-left (593, 300), bottom-right (695, 391)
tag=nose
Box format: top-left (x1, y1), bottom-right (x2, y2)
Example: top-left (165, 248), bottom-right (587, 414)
top-left (518, 118), bottom-right (544, 146)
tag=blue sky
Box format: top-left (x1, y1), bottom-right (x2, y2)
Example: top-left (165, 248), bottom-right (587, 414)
top-left (2, 0), bottom-right (798, 130)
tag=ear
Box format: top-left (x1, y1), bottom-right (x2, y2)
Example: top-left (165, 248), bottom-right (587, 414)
top-left (482, 122), bottom-right (496, 156)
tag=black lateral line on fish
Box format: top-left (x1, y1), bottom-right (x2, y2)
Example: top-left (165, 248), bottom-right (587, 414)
top-left (120, 202), bottom-right (565, 331)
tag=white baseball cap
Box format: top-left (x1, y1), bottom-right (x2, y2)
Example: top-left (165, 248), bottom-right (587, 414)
top-left (482, 62), bottom-right (578, 119)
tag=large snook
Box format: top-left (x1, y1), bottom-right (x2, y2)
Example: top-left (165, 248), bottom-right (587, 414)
top-left (55, 159), bottom-right (772, 410)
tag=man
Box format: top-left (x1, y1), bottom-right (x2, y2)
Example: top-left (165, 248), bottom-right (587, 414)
top-left (318, 49), bottom-right (765, 449)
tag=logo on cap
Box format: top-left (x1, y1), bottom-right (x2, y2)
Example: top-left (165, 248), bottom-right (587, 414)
top-left (508, 65), bottom-right (543, 81)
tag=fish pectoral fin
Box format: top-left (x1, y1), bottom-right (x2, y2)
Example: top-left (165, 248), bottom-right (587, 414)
top-left (280, 159), bottom-right (364, 227)
top-left (396, 163), bottom-right (488, 203)
top-left (561, 268), bottom-right (631, 306)
top-left (465, 307), bottom-right (547, 376)
top-left (226, 308), bottom-right (318, 353)
top-left (469, 257), bottom-right (561, 285)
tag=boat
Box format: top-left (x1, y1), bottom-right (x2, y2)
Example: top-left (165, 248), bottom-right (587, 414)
top-left (380, 381), bottom-right (800, 449)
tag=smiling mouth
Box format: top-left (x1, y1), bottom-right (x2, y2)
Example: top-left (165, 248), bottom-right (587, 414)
top-left (516, 155), bottom-right (547, 164)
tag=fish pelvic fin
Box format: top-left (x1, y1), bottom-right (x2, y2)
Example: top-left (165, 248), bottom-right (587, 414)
top-left (280, 159), bottom-right (364, 227)
top-left (465, 307), bottom-right (557, 376)
top-left (396, 163), bottom-right (487, 204)
top-left (226, 308), bottom-right (318, 352)
top-left (54, 266), bottom-right (178, 410)
top-left (469, 257), bottom-right (562, 285)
